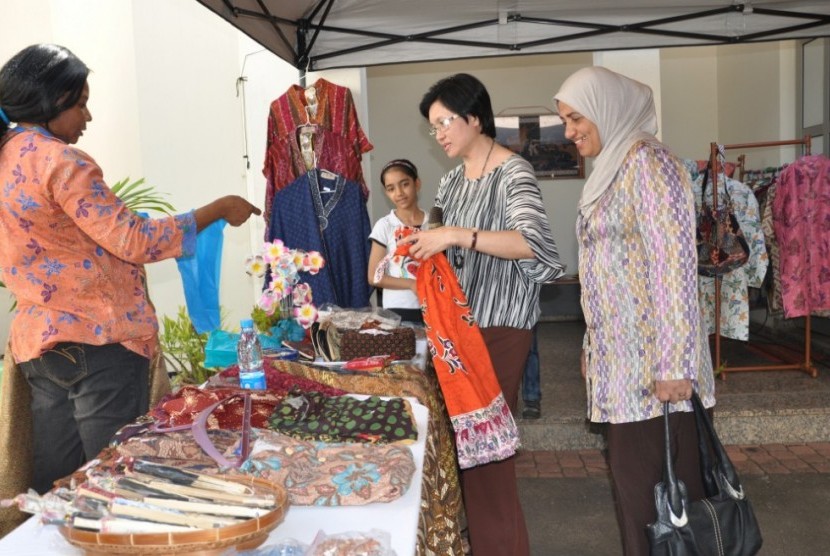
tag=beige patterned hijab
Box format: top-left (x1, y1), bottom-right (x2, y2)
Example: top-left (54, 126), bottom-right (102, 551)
top-left (554, 66), bottom-right (660, 215)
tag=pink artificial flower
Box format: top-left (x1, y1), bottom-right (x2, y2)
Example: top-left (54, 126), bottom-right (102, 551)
top-left (304, 251), bottom-right (325, 275)
top-left (293, 282), bottom-right (313, 305)
top-left (290, 250), bottom-right (306, 269)
top-left (294, 303), bottom-right (318, 329)
top-left (268, 275), bottom-right (291, 299)
top-left (263, 240), bottom-right (286, 265)
top-left (257, 290), bottom-right (278, 315)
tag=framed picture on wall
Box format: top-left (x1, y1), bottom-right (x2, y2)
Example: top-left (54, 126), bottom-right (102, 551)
top-left (494, 113), bottom-right (584, 180)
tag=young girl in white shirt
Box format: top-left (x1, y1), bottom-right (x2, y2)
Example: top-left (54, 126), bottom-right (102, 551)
top-left (368, 159), bottom-right (425, 323)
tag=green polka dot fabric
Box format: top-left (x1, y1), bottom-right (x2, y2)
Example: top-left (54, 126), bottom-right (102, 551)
top-left (267, 390), bottom-right (418, 444)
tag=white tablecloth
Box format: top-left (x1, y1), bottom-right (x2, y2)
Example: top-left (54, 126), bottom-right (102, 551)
top-left (0, 399), bottom-right (428, 556)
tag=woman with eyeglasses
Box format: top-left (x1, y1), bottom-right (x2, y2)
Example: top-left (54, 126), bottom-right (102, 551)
top-left (403, 72), bottom-right (564, 556)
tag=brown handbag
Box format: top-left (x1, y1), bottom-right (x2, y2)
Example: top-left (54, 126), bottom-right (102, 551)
top-left (339, 326), bottom-right (416, 361)
top-left (696, 167), bottom-right (750, 277)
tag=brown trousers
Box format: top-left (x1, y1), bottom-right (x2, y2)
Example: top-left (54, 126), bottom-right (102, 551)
top-left (461, 326), bottom-right (532, 556)
top-left (606, 410), bottom-right (706, 556)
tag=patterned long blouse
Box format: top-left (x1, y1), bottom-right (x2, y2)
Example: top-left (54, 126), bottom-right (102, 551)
top-left (0, 127), bottom-right (196, 363)
top-left (577, 141), bottom-right (715, 424)
top-left (772, 154), bottom-right (830, 318)
top-left (435, 155), bottom-right (564, 329)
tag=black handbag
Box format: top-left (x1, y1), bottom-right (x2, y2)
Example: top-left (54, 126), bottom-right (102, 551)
top-left (647, 392), bottom-right (763, 556)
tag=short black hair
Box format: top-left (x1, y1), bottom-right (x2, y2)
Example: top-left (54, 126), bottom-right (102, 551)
top-left (0, 44), bottom-right (89, 136)
top-left (418, 73), bottom-right (495, 138)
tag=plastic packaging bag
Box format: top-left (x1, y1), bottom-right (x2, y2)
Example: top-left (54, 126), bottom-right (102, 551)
top-left (176, 219), bottom-right (226, 333)
top-left (204, 329), bottom-right (288, 368)
top-left (307, 528), bottom-right (396, 556)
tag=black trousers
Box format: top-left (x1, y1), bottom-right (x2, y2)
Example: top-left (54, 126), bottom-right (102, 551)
top-left (19, 342), bottom-right (149, 493)
top-left (606, 410), bottom-right (706, 556)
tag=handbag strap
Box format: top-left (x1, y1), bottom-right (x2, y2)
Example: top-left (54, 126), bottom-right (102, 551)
top-left (660, 402), bottom-right (688, 526)
top-left (690, 391), bottom-right (745, 500)
top-left (700, 164), bottom-right (735, 208)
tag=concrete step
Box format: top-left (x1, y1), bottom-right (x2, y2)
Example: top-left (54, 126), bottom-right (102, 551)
top-left (517, 403), bottom-right (830, 451)
top-left (524, 320), bottom-right (830, 451)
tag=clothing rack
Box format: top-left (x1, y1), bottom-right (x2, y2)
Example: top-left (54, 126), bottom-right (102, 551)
top-left (708, 136), bottom-right (818, 379)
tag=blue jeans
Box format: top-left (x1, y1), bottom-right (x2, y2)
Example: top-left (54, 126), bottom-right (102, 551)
top-left (19, 342), bottom-right (149, 493)
top-left (521, 325), bottom-right (541, 403)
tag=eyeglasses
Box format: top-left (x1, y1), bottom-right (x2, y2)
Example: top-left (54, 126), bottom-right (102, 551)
top-left (428, 114), bottom-right (461, 136)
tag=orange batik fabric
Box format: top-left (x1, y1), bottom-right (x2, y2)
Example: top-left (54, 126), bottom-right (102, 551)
top-left (380, 228), bottom-right (519, 469)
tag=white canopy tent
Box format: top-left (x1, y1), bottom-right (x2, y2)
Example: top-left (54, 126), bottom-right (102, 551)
top-left (194, 1), bottom-right (830, 70)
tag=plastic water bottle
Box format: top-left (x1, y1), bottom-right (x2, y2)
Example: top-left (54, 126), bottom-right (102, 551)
top-left (237, 318), bottom-right (266, 390)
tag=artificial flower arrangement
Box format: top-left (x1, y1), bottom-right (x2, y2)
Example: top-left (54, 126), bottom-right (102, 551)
top-left (245, 240), bottom-right (325, 333)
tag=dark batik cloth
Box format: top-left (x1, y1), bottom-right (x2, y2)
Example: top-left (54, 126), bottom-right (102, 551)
top-left (267, 390), bottom-right (418, 445)
top-left (268, 169), bottom-right (372, 308)
top-left (268, 360), bottom-right (465, 556)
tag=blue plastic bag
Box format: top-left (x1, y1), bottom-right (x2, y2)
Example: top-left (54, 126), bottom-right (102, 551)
top-left (176, 219), bottom-right (226, 334)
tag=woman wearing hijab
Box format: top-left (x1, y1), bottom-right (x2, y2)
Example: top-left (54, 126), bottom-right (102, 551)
top-left (554, 66), bottom-right (716, 555)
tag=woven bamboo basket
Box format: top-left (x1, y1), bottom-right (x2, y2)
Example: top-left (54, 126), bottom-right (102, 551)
top-left (59, 475), bottom-right (288, 555)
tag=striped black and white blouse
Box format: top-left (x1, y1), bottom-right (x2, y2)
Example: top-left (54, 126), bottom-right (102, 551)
top-left (435, 155), bottom-right (564, 329)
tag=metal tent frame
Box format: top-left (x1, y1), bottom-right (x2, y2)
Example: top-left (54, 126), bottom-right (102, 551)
top-left (195, 1), bottom-right (830, 70)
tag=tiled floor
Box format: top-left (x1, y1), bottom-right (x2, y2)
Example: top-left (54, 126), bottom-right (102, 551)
top-left (516, 441), bottom-right (830, 478)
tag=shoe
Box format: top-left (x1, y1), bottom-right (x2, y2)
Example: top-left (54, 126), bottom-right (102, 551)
top-left (522, 400), bottom-right (541, 419)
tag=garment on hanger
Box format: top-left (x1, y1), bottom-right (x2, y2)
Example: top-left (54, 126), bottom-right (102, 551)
top-left (263, 78), bottom-right (373, 237)
top-left (772, 154), bottom-right (830, 318)
top-left (759, 170), bottom-right (785, 314)
top-left (264, 78), bottom-right (372, 175)
top-left (268, 169), bottom-right (372, 309)
top-left (264, 128), bottom-right (368, 229)
top-left (685, 160), bottom-right (768, 341)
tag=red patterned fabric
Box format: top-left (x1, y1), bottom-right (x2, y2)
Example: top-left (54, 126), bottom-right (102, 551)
top-left (151, 386), bottom-right (280, 429)
top-left (220, 358), bottom-right (348, 397)
top-left (152, 363), bottom-right (346, 429)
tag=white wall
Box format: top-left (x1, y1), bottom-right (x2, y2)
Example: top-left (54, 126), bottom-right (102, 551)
top-left (0, 0), bottom-right (802, 347)
top-left (129, 0), bottom-right (266, 331)
top-left (661, 47), bottom-right (720, 160)
top-left (717, 42), bottom-right (789, 168)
